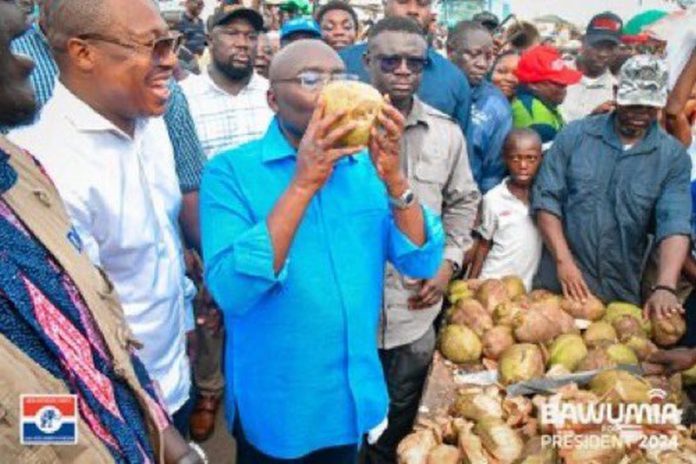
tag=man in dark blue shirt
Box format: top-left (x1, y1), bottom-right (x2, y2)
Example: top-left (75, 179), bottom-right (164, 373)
top-left (448, 20), bottom-right (512, 193)
top-left (339, 0), bottom-right (471, 134)
top-left (176, 0), bottom-right (207, 56)
top-left (532, 55), bottom-right (691, 321)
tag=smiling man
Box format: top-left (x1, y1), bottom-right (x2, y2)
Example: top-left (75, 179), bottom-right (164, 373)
top-left (533, 55), bottom-right (692, 321)
top-left (9, 0), bottom-right (196, 436)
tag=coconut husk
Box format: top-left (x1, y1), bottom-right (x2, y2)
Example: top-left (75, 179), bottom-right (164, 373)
top-left (583, 321), bottom-right (618, 348)
top-left (652, 313), bottom-right (687, 347)
top-left (426, 444), bottom-right (460, 464)
top-left (451, 387), bottom-right (503, 422)
top-left (494, 300), bottom-right (528, 326)
top-left (498, 344), bottom-right (545, 385)
top-left (476, 279), bottom-right (510, 314)
top-left (503, 395), bottom-right (533, 427)
top-left (589, 369), bottom-right (651, 404)
top-left (482, 326), bottom-right (515, 360)
top-left (449, 299), bottom-right (493, 337)
top-left (561, 295), bottom-right (606, 321)
top-left (501, 275), bottom-right (526, 300)
top-left (397, 429), bottom-right (439, 464)
top-left (474, 417), bottom-right (524, 464)
top-left (457, 420), bottom-right (490, 464)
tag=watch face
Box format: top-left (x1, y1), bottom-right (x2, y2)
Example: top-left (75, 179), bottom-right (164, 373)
top-left (404, 191), bottom-right (415, 203)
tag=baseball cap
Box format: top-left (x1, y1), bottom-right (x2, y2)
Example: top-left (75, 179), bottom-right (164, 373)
top-left (515, 45), bottom-right (583, 86)
top-left (585, 12), bottom-right (623, 46)
top-left (472, 11), bottom-right (500, 32)
top-left (616, 54), bottom-right (668, 108)
top-left (280, 17), bottom-right (322, 41)
top-left (208, 4), bottom-right (264, 32)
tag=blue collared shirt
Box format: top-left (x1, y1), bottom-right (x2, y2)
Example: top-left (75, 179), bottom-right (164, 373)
top-left (532, 114), bottom-right (692, 304)
top-left (200, 118), bottom-right (444, 458)
top-left (468, 81), bottom-right (513, 193)
top-left (8, 24), bottom-right (206, 193)
top-left (340, 43), bottom-right (471, 134)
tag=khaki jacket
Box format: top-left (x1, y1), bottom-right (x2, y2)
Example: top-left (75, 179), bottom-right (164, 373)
top-left (380, 98), bottom-right (480, 350)
top-left (0, 137), bottom-right (166, 463)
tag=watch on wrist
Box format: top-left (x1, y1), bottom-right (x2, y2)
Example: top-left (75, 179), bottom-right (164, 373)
top-left (389, 188), bottom-right (416, 210)
top-left (446, 259), bottom-right (461, 275)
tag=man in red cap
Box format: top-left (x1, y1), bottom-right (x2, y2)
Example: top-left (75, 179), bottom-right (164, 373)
top-left (511, 45), bottom-right (582, 148)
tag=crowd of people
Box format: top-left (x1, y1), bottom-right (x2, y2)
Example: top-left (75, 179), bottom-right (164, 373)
top-left (2, 0), bottom-right (696, 463)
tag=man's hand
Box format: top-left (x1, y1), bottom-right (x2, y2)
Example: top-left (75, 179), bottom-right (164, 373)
top-left (643, 288), bottom-right (684, 320)
top-left (648, 348), bottom-right (696, 374)
top-left (293, 98), bottom-right (365, 194)
top-left (409, 262), bottom-right (454, 309)
top-left (557, 258), bottom-right (590, 302)
top-left (590, 100), bottom-right (616, 115)
top-left (369, 98), bottom-right (406, 191)
top-left (196, 287), bottom-right (222, 333)
top-left (186, 330), bottom-right (198, 365)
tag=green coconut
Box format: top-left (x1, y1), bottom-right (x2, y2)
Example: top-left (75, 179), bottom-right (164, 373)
top-left (548, 334), bottom-right (588, 372)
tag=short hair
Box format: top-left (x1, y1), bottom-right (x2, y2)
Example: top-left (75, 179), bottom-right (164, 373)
top-left (315, 1), bottom-right (358, 29)
top-left (46, 0), bottom-right (112, 52)
top-left (367, 16), bottom-right (424, 43)
top-left (447, 20), bottom-right (490, 52)
top-left (503, 128), bottom-right (542, 153)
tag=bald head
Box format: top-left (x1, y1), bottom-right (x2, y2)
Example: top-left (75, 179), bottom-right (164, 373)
top-left (47, 0), bottom-right (162, 55)
top-left (269, 39), bottom-right (342, 82)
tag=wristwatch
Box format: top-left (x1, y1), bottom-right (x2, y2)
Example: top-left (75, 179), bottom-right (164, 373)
top-left (389, 188), bottom-right (416, 210)
top-left (446, 259), bottom-right (461, 275)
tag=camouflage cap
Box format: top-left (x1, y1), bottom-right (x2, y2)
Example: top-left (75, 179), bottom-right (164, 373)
top-left (616, 54), bottom-right (668, 108)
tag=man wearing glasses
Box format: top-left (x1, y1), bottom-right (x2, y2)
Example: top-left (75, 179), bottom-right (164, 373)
top-left (7, 0), bottom-right (205, 253)
top-left (339, 0), bottom-right (472, 138)
top-left (9, 0), bottom-right (196, 437)
top-left (361, 17), bottom-right (479, 464)
top-left (200, 38), bottom-right (445, 463)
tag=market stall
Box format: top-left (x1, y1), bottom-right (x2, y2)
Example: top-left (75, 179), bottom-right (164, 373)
top-left (398, 277), bottom-right (696, 463)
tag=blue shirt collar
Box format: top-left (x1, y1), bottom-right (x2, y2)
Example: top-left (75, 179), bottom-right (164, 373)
top-left (261, 118), bottom-right (297, 163)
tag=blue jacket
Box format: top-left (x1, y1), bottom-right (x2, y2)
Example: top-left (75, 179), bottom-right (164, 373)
top-left (339, 43), bottom-right (471, 134)
top-left (532, 114), bottom-right (692, 304)
top-left (468, 81), bottom-right (513, 193)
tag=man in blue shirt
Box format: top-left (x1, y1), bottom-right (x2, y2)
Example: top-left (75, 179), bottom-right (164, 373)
top-left (200, 39), bottom-right (444, 462)
top-left (339, 0), bottom-right (471, 135)
top-left (533, 55), bottom-right (691, 321)
top-left (448, 20), bottom-right (512, 193)
top-left (7, 2), bottom-right (206, 249)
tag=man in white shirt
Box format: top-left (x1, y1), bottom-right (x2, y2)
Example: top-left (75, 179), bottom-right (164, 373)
top-left (9, 0), bottom-right (195, 435)
top-left (560, 12), bottom-right (622, 123)
top-left (182, 5), bottom-right (273, 159)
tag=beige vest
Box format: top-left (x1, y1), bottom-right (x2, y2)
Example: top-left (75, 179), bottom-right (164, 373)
top-left (0, 137), bottom-right (165, 463)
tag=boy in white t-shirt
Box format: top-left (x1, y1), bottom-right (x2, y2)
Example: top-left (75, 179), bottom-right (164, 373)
top-left (469, 129), bottom-right (543, 290)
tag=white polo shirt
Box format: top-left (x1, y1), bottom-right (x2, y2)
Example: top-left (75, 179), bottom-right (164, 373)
top-left (560, 70), bottom-right (616, 123)
top-left (477, 178), bottom-right (542, 290)
top-left (10, 82), bottom-right (193, 414)
top-left (181, 70), bottom-right (274, 158)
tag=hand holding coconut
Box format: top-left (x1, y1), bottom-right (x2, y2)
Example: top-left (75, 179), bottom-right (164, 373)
top-left (292, 98), bottom-right (366, 194)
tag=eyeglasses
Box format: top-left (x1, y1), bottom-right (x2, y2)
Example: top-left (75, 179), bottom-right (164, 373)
top-left (77, 31), bottom-right (183, 58)
top-left (372, 54), bottom-right (429, 74)
top-left (272, 71), bottom-right (357, 91)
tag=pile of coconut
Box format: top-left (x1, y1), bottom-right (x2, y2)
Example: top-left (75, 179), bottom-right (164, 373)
top-left (440, 277), bottom-right (692, 384)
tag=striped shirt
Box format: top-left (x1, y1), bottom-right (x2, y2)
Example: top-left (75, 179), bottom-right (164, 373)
top-left (8, 24), bottom-right (206, 192)
top-left (181, 71), bottom-right (273, 158)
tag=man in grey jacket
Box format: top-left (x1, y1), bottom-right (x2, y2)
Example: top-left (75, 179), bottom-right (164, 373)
top-left (362, 17), bottom-right (480, 464)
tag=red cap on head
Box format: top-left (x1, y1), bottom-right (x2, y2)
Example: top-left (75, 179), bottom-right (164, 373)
top-left (515, 45), bottom-right (583, 86)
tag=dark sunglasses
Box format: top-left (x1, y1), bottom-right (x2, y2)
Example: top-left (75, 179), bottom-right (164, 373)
top-left (372, 54), bottom-right (429, 74)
